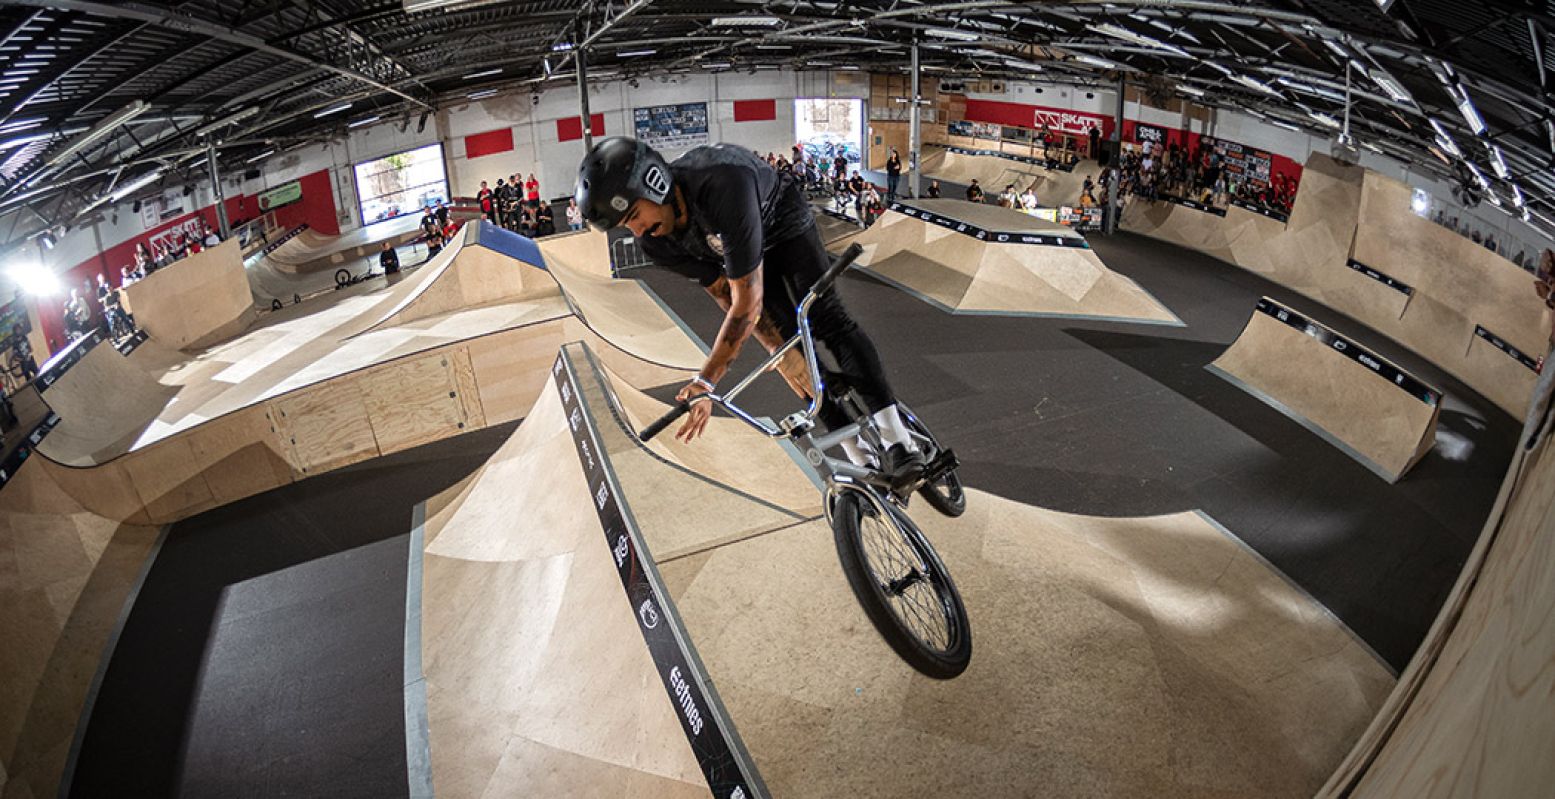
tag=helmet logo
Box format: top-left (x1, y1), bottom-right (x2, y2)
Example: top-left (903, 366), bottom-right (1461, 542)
top-left (611, 195), bottom-right (629, 212)
top-left (643, 164), bottom-right (670, 196)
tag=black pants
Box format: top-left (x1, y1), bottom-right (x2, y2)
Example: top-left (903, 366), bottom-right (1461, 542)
top-left (762, 224), bottom-right (896, 430)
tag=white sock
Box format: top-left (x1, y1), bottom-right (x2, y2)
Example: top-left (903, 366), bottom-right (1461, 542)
top-left (839, 438), bottom-right (874, 467)
top-left (871, 405), bottom-right (916, 451)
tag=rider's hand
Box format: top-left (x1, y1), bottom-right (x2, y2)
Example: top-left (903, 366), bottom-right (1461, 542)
top-left (768, 348), bottom-right (813, 400)
top-left (674, 380), bottom-right (713, 442)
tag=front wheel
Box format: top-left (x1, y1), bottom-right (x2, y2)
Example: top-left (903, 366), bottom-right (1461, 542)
top-left (832, 488), bottom-right (971, 679)
top-left (899, 404), bottom-right (966, 518)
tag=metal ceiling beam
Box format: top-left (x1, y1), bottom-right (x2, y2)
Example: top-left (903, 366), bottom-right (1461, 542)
top-left (7, 0), bottom-right (434, 110)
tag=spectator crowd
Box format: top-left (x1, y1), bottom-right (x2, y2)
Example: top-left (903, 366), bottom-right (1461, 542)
top-left (1113, 142), bottom-right (1297, 216)
top-left (476, 172), bottom-right (571, 240)
top-left (1431, 209), bottom-right (1534, 269)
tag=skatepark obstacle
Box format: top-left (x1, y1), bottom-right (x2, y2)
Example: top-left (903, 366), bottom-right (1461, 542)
top-left (120, 238), bottom-right (255, 351)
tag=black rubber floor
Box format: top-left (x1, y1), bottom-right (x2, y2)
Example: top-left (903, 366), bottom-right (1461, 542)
top-left (634, 227), bottom-right (1517, 672)
top-left (68, 422), bottom-right (517, 799)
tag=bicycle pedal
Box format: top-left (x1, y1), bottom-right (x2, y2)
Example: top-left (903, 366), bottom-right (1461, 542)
top-left (921, 449), bottom-right (959, 483)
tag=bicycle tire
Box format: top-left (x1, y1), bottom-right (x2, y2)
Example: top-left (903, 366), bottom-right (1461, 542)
top-left (832, 488), bottom-right (971, 679)
top-left (899, 404), bottom-right (966, 518)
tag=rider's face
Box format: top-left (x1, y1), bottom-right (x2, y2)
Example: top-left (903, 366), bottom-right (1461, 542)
top-left (621, 197), bottom-right (675, 238)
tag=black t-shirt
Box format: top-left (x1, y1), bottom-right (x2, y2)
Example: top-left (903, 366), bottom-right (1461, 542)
top-left (886, 156), bottom-right (901, 176)
top-left (638, 144), bottom-right (814, 287)
top-left (421, 212), bottom-right (438, 233)
top-left (381, 248), bottom-right (400, 272)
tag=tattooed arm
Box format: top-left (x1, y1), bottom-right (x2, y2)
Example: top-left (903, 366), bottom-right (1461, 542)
top-left (704, 275), bottom-right (788, 354)
top-left (674, 267), bottom-right (763, 442)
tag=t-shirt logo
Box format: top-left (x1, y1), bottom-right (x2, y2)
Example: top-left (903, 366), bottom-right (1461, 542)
top-left (705, 233), bottom-right (725, 255)
top-left (643, 164), bottom-right (670, 197)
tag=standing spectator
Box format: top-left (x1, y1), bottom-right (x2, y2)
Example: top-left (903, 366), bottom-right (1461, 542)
top-left (926, 180), bottom-right (941, 199)
top-left (478, 181), bottom-right (495, 224)
top-left (63, 289), bottom-right (89, 341)
top-left (1088, 123), bottom-right (1101, 161)
top-left (494, 179), bottom-right (515, 227)
top-left (848, 171), bottom-right (867, 221)
top-left (791, 142), bottom-right (803, 165)
top-left (435, 201), bottom-right (450, 230)
top-left (135, 241), bottom-right (152, 266)
top-left (885, 149), bottom-right (902, 202)
top-left (525, 173), bottom-right (541, 208)
top-left (380, 241), bottom-right (401, 275)
top-left (201, 219), bottom-right (221, 247)
top-left (966, 179), bottom-right (984, 203)
top-left (863, 187), bottom-right (886, 228)
top-left (566, 198), bottom-right (584, 232)
top-left (10, 323), bottom-right (36, 382)
top-left (535, 200), bottom-right (556, 237)
top-left (832, 153), bottom-right (847, 182)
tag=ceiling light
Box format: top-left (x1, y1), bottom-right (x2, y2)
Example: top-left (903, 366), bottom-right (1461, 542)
top-left (1512, 184), bottom-right (1526, 208)
top-left (1488, 144), bottom-right (1509, 179)
top-left (925, 28), bottom-right (980, 42)
top-left (313, 102), bottom-right (352, 118)
top-left (1087, 23), bottom-right (1190, 57)
top-left (0, 118), bottom-right (42, 133)
top-left (1277, 77), bottom-right (1345, 102)
top-left (704, 62), bottom-right (731, 69)
top-left (347, 115), bottom-right (380, 128)
top-left (402, 0), bottom-right (507, 12)
top-left (1177, 84), bottom-right (1205, 97)
top-left (552, 42), bottom-right (574, 51)
top-left (712, 16), bottom-right (783, 27)
top-left (6, 260), bottom-right (60, 296)
top-left (1074, 54), bottom-right (1119, 69)
top-left (246, 149), bottom-right (274, 163)
top-left (1306, 110), bottom-right (1340, 128)
top-left (1465, 161), bottom-right (1490, 190)
top-left (1229, 73), bottom-right (1280, 96)
top-left (1005, 58), bottom-right (1044, 72)
top-left (1428, 118), bottom-right (1461, 157)
top-left (468, 89), bottom-right (498, 99)
top-left (618, 49), bottom-right (656, 57)
top-left (44, 100), bottom-right (148, 166)
top-left (1454, 88), bottom-right (1486, 135)
top-left (463, 68), bottom-right (502, 79)
top-left (1367, 68), bottom-right (1413, 103)
top-left (108, 170), bottom-right (161, 202)
top-left (755, 44), bottom-right (790, 50)
top-left (1269, 119), bottom-right (1302, 132)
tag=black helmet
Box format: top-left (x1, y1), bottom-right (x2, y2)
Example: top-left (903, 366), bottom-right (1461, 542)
top-left (575, 137), bottom-right (673, 231)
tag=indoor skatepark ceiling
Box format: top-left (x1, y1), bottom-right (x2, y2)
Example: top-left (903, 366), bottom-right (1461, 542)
top-left (0, 0), bottom-right (1549, 246)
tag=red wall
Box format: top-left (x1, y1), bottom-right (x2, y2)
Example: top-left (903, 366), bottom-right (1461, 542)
top-left (1119, 122), bottom-right (1304, 189)
top-left (271, 169), bottom-right (338, 236)
top-left (556, 114), bottom-right (606, 143)
top-left (963, 99), bottom-right (1115, 139)
top-left (465, 128), bottom-right (515, 159)
top-left (733, 99), bottom-right (777, 123)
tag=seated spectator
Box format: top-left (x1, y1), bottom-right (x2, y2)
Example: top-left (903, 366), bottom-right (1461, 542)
top-left (380, 241), bottom-right (400, 275)
top-left (998, 184), bottom-right (1018, 208)
top-left (926, 180), bottom-right (941, 199)
top-left (536, 200), bottom-right (556, 237)
top-left (1021, 187), bottom-right (1039, 211)
top-left (201, 220), bottom-right (221, 247)
top-left (185, 232), bottom-right (202, 256)
top-left (966, 179), bottom-right (984, 203)
top-left (566, 198), bottom-right (584, 232)
top-left (863, 188), bottom-right (886, 228)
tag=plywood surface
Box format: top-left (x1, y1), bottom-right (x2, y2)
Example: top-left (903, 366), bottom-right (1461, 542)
top-left (120, 238), bottom-right (255, 351)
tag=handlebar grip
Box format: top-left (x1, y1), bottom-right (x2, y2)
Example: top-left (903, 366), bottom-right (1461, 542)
top-left (811, 243), bottom-right (864, 297)
top-left (639, 400), bottom-right (691, 442)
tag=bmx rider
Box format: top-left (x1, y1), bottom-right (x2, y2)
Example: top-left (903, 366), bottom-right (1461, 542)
top-left (575, 137), bottom-right (925, 483)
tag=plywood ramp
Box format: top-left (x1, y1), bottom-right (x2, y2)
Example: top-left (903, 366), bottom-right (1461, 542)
top-left (120, 238), bottom-right (255, 351)
top-left (261, 214), bottom-right (424, 274)
top-left (1319, 370), bottom-right (1555, 798)
top-left (1122, 153), bottom-right (1549, 417)
top-left (846, 199), bottom-right (1181, 324)
top-left (455, 341), bottom-right (1392, 798)
top-left (1210, 300), bottom-right (1441, 483)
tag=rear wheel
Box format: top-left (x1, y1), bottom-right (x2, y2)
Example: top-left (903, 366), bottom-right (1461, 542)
top-left (832, 488), bottom-right (971, 679)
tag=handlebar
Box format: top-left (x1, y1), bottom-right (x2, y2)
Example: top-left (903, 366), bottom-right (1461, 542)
top-left (637, 243), bottom-right (865, 443)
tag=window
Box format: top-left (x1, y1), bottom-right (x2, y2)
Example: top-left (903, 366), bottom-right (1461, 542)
top-left (353, 143), bottom-right (449, 225)
top-left (794, 99), bottom-right (862, 169)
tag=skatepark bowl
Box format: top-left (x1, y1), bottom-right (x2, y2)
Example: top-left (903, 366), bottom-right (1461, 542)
top-left (3, 186), bottom-right (1552, 799)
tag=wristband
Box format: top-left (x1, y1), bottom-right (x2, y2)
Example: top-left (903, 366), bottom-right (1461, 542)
top-left (692, 375), bottom-right (715, 392)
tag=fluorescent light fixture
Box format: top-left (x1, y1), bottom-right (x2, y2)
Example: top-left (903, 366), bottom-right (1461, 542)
top-left (712, 16), bottom-right (783, 26)
top-left (6, 260), bottom-right (60, 296)
top-left (463, 67), bottom-right (502, 79)
top-left (1367, 68), bottom-right (1413, 103)
top-left (755, 44), bottom-right (790, 50)
top-left (1489, 145), bottom-right (1509, 179)
top-left (1454, 88), bottom-right (1486, 135)
top-left (468, 89), bottom-right (498, 99)
top-left (1177, 84), bottom-right (1205, 97)
top-left (1428, 118), bottom-right (1462, 157)
top-left (925, 28), bottom-right (980, 42)
top-left (1005, 58), bottom-right (1044, 72)
top-left (1306, 110), bottom-right (1340, 128)
top-left (45, 99), bottom-right (148, 166)
top-left (313, 102), bottom-right (352, 118)
top-left (704, 62), bottom-right (731, 69)
top-left (1269, 119), bottom-right (1302, 132)
top-left (1465, 161), bottom-right (1490, 190)
top-left (108, 169), bottom-right (161, 202)
top-left (0, 118), bottom-right (42, 133)
top-left (1087, 23), bottom-right (1190, 57)
top-left (1074, 54), bottom-right (1119, 69)
top-left (1277, 77), bottom-right (1345, 101)
top-left (403, 0), bottom-right (507, 11)
top-left (618, 49), bottom-right (656, 57)
top-left (194, 106), bottom-right (259, 138)
top-left (1512, 184), bottom-right (1525, 208)
top-left (552, 42), bottom-right (574, 51)
top-left (838, 65), bottom-right (860, 71)
top-left (347, 115), bottom-right (380, 128)
top-left (246, 149), bottom-right (274, 163)
top-left (1232, 74), bottom-right (1281, 96)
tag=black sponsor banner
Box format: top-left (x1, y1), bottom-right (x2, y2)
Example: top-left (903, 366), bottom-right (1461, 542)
top-left (1165, 194), bottom-right (1228, 217)
top-left (1135, 123), bottom-right (1167, 146)
top-left (1229, 198), bottom-right (1290, 223)
top-left (551, 354), bottom-right (762, 799)
top-left (1345, 259), bottom-right (1414, 297)
top-left (888, 202), bottom-right (1091, 249)
top-left (943, 145), bottom-right (1075, 171)
top-left (0, 410), bottom-right (61, 492)
top-left (1255, 298), bottom-right (1440, 405)
top-left (36, 329), bottom-right (101, 390)
top-left (260, 223), bottom-right (309, 257)
top-left (1474, 325), bottom-right (1541, 372)
top-left (114, 329), bottom-right (149, 355)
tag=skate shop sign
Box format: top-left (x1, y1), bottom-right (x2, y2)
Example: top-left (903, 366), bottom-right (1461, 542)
top-left (1255, 297), bottom-right (1441, 405)
top-left (551, 352), bottom-right (764, 799)
top-left (633, 102), bottom-right (709, 150)
top-left (1032, 108), bottom-right (1105, 136)
top-left (889, 202), bottom-right (1091, 249)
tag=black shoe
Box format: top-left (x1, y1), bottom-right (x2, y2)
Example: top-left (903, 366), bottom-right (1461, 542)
top-left (881, 443), bottom-right (926, 490)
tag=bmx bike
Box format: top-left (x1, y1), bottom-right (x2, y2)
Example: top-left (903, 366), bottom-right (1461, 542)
top-left (639, 243), bottom-right (972, 679)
